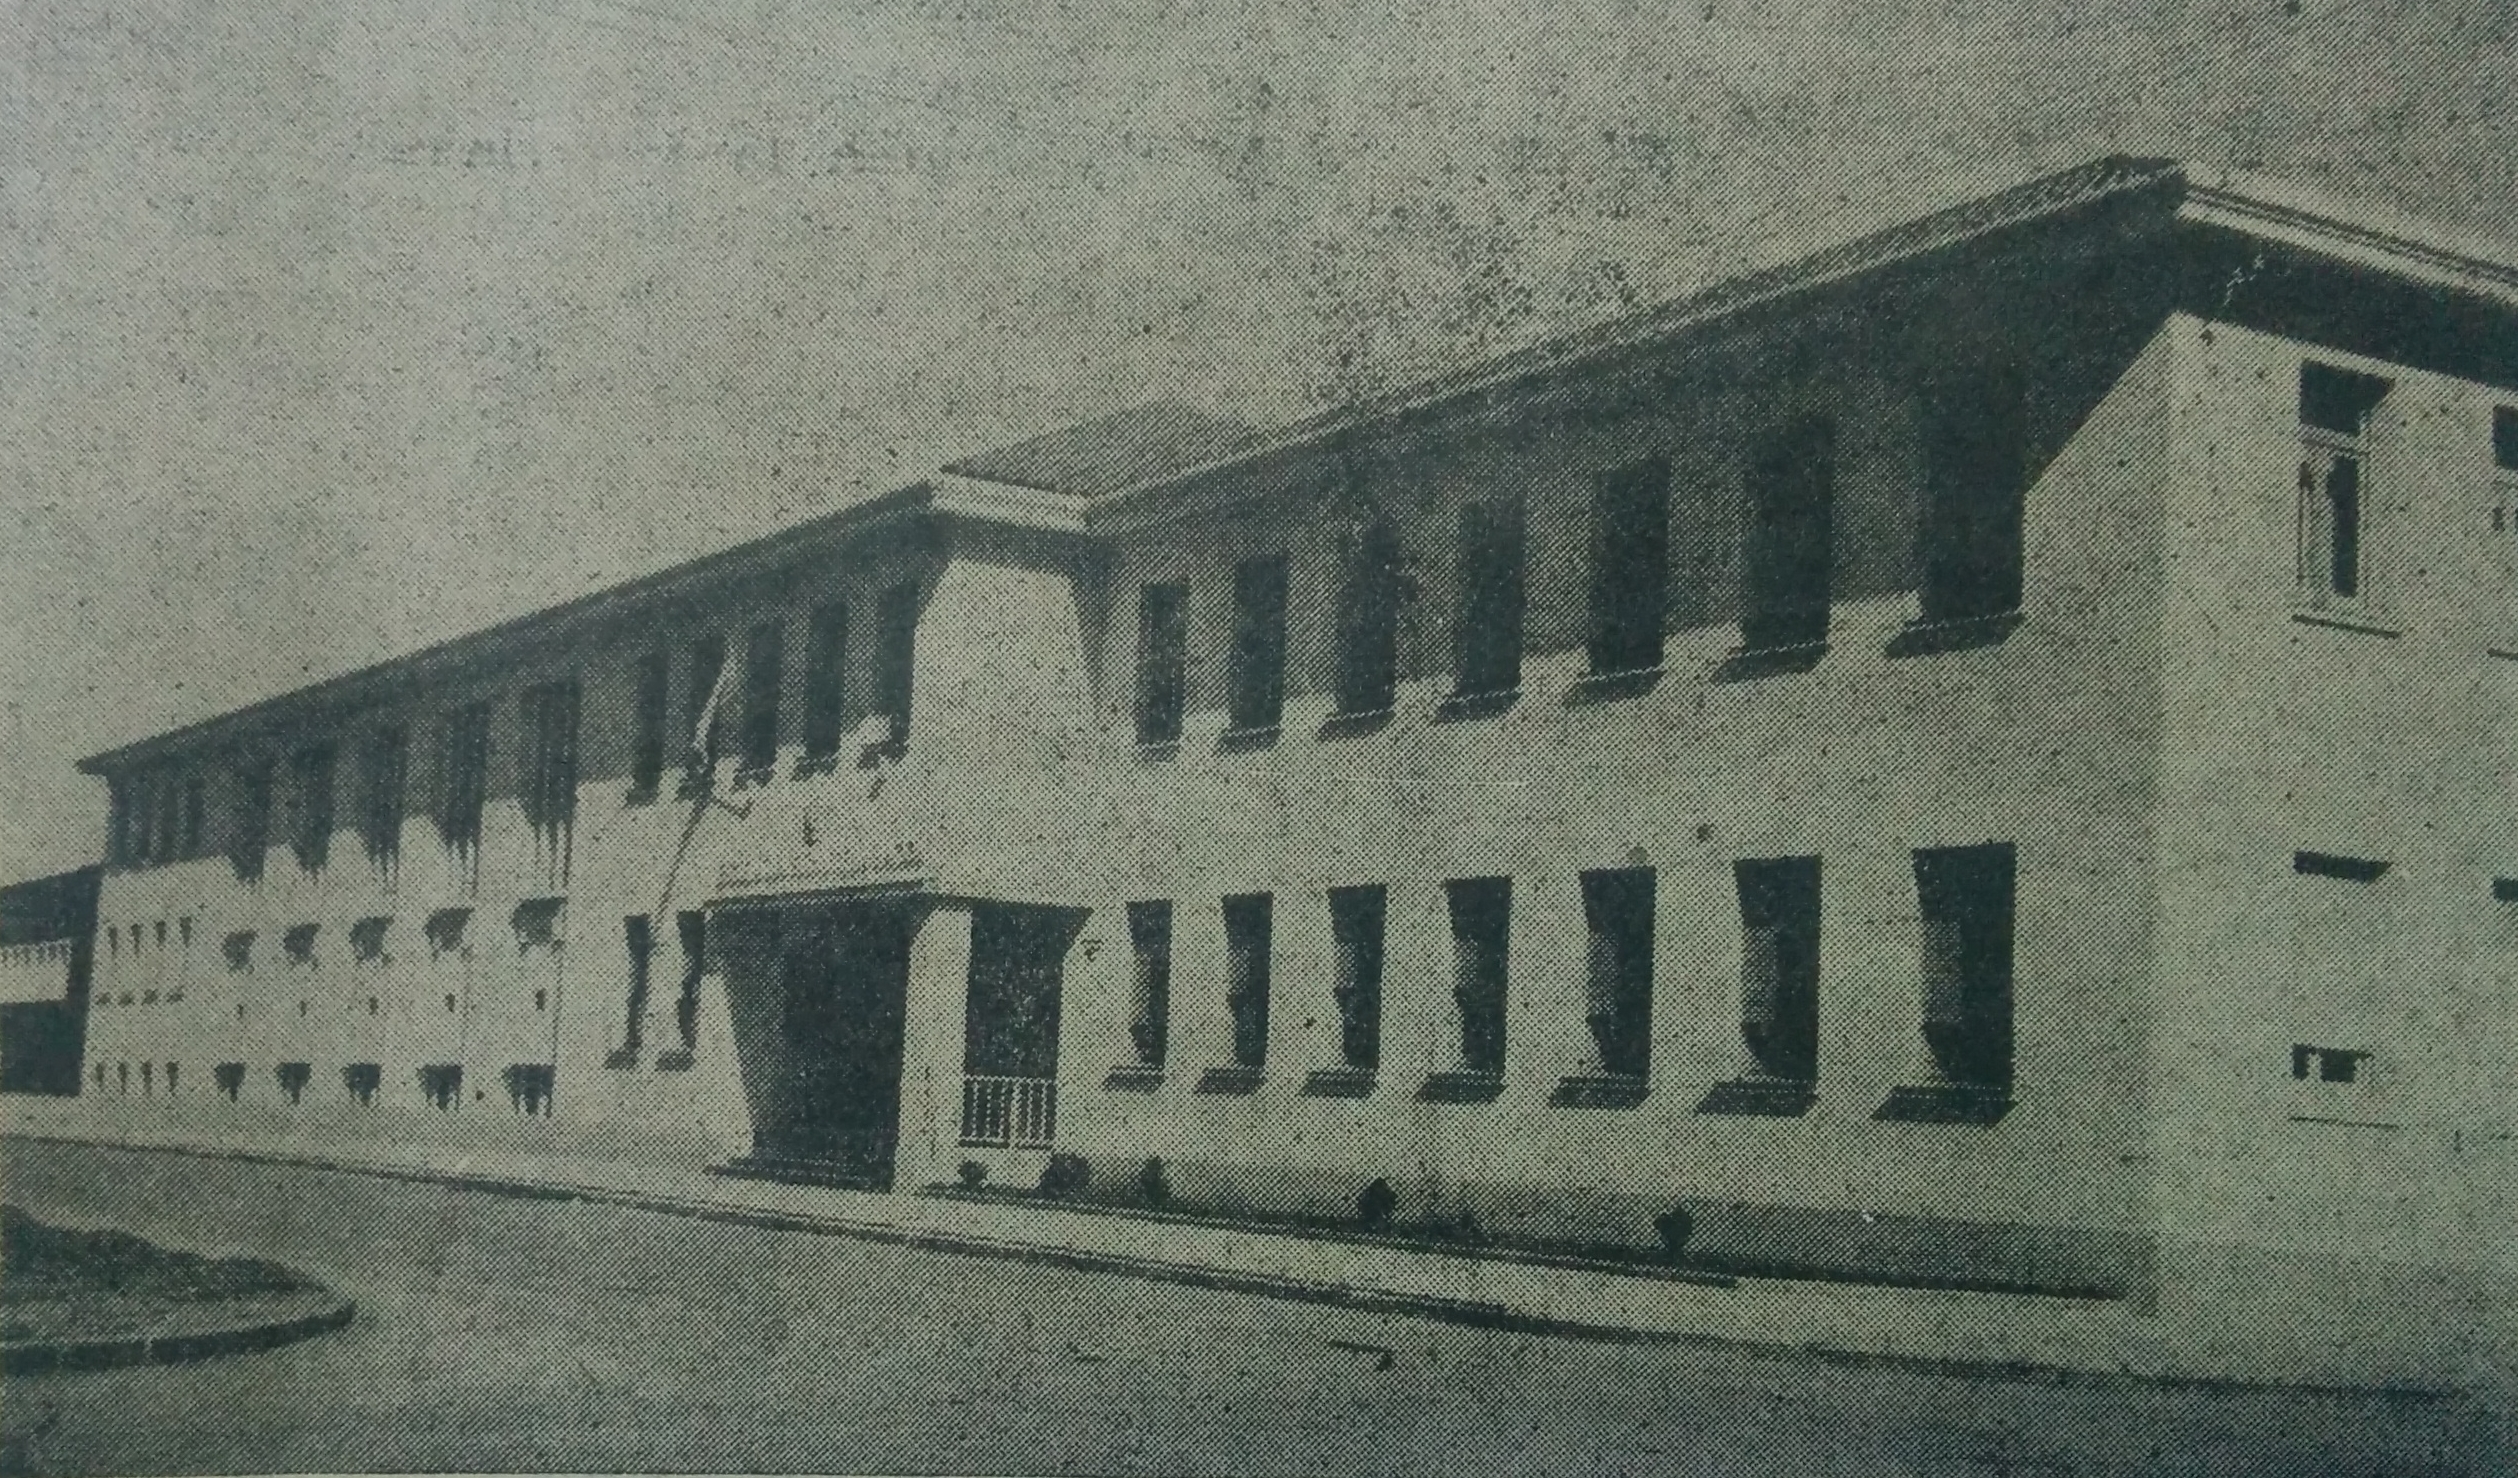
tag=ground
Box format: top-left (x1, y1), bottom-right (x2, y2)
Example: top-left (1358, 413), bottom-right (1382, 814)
top-left (0, 1139), bottom-right (2502, 1476)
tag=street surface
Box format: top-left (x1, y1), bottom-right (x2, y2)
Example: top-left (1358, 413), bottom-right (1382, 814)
top-left (0, 1139), bottom-right (2501, 1475)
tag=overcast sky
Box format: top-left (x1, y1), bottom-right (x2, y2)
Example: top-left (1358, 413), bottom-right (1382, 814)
top-left (2, 0), bottom-right (2512, 880)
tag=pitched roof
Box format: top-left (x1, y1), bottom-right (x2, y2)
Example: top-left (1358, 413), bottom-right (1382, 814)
top-left (942, 403), bottom-right (1266, 497)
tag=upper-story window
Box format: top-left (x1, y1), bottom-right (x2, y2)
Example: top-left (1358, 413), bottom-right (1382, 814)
top-left (1741, 414), bottom-right (1836, 653)
top-left (107, 777), bottom-right (134, 868)
top-left (1452, 501), bottom-right (1526, 702)
top-left (738, 620), bottom-right (783, 777)
top-left (800, 602), bottom-right (849, 766)
top-left (2296, 361), bottom-right (2392, 610)
top-left (519, 680), bottom-right (580, 851)
top-left (1587, 458), bottom-right (1671, 676)
top-left (358, 727), bottom-right (407, 873)
top-left (1227, 555), bottom-right (1288, 735)
top-left (1133, 583), bottom-right (1188, 747)
top-left (682, 633), bottom-right (728, 780)
top-left (179, 776), bottom-right (205, 860)
top-left (1334, 521), bottom-right (1404, 716)
top-left (627, 650), bottom-right (668, 799)
top-left (871, 581), bottom-right (919, 748)
top-left (230, 761), bottom-right (272, 883)
top-left (286, 744), bottom-right (336, 874)
top-left (1917, 366), bottom-right (2029, 625)
top-left (437, 703), bottom-right (491, 863)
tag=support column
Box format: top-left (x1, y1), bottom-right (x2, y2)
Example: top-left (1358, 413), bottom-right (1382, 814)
top-left (892, 900), bottom-right (973, 1190)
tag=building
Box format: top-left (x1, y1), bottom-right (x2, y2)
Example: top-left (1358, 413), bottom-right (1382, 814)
top-left (0, 866), bottom-right (100, 1095)
top-left (65, 158), bottom-right (2518, 1386)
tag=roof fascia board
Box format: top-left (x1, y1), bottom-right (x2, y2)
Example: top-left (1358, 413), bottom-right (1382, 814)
top-left (2178, 170), bottom-right (2518, 309)
top-left (79, 485), bottom-right (935, 775)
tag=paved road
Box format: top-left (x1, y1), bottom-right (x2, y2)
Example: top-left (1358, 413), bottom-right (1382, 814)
top-left (0, 1140), bottom-right (2502, 1476)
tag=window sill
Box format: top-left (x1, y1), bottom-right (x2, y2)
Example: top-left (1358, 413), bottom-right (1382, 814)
top-left (1217, 723), bottom-right (1281, 753)
top-left (1417, 1070), bottom-right (1504, 1103)
top-left (1316, 707), bottom-right (1395, 741)
top-left (1551, 1073), bottom-right (1649, 1109)
top-left (1884, 610), bottom-right (2022, 659)
top-left (1562, 667), bottom-right (1663, 707)
top-left (2290, 608), bottom-right (2402, 639)
top-left (730, 765), bottom-right (778, 791)
top-left (1695, 1077), bottom-right (1815, 1117)
top-left (1194, 1065), bottom-right (1264, 1095)
top-left (2488, 646), bottom-right (2518, 663)
top-left (622, 784), bottom-right (659, 808)
top-left (1302, 1067), bottom-right (1378, 1098)
top-left (1711, 639), bottom-right (1827, 683)
top-left (791, 752), bottom-right (843, 780)
top-left (857, 737), bottom-right (907, 768)
top-left (1431, 687), bottom-right (1519, 724)
top-left (1133, 736), bottom-right (1182, 761)
top-left (1103, 1065), bottom-right (1165, 1093)
top-left (674, 772), bottom-right (715, 801)
top-left (602, 1047), bottom-right (640, 1071)
top-left (653, 1049), bottom-right (695, 1073)
top-left (1874, 1082), bottom-right (2011, 1125)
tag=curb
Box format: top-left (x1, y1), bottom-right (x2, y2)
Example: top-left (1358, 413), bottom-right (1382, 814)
top-left (0, 1131), bottom-right (2464, 1403)
top-left (2, 1295), bottom-right (355, 1377)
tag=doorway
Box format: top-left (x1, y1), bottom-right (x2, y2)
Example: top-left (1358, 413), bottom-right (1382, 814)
top-left (722, 899), bottom-right (913, 1188)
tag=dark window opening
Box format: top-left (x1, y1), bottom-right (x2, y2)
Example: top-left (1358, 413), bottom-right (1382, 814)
top-left (683, 633), bottom-right (728, 777)
top-left (1125, 901), bottom-right (1171, 1068)
top-left (871, 581), bottom-right (919, 745)
top-left (964, 905), bottom-right (1079, 1082)
top-left (1915, 843), bottom-right (2016, 1090)
top-left (628, 650), bottom-right (669, 795)
top-left (618, 915), bottom-right (653, 1056)
top-left (180, 777), bottom-right (205, 859)
top-left (1735, 857), bottom-right (1821, 1082)
top-left (1336, 523), bottom-right (1404, 714)
top-left (359, 728), bottom-right (408, 871)
top-left (1330, 885), bottom-right (1387, 1073)
top-left (343, 1063), bottom-right (381, 1105)
top-left (2297, 364), bottom-right (2389, 606)
top-left (1222, 893), bottom-right (1273, 1070)
top-left (1134, 584), bottom-right (1188, 746)
top-left (107, 779), bottom-right (132, 867)
top-left (287, 744), bottom-right (336, 873)
top-left (164, 1063), bottom-right (177, 1094)
top-left (419, 1064), bottom-right (462, 1111)
top-left (349, 916), bottom-right (389, 964)
top-left (1445, 877), bottom-right (1512, 1077)
top-left (230, 762), bottom-right (273, 882)
top-left (671, 910), bottom-right (706, 1057)
top-left (2295, 851), bottom-right (2389, 882)
top-left (437, 704), bottom-right (491, 861)
top-left (274, 1062), bottom-right (311, 1105)
top-left (2496, 405), bottom-right (2518, 471)
top-left (1582, 868), bottom-right (1656, 1079)
top-left (502, 1064), bottom-right (553, 1116)
top-left (149, 774), bottom-right (177, 866)
top-left (1453, 501), bottom-right (1526, 698)
top-left (1741, 415), bottom-right (1836, 651)
top-left (519, 680), bottom-right (580, 855)
top-left (1228, 556), bottom-right (1289, 733)
top-left (801, 603), bottom-right (849, 761)
top-left (2291, 1043), bottom-right (2372, 1083)
top-left (1918, 367), bottom-right (2028, 623)
top-left (2300, 362), bottom-right (2390, 437)
top-left (739, 620), bottom-right (784, 772)
top-left (214, 1062), bottom-right (244, 1101)
top-left (1588, 458), bottom-right (1671, 674)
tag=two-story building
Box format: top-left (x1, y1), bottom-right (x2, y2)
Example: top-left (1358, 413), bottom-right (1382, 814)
top-left (67, 157), bottom-right (2518, 1387)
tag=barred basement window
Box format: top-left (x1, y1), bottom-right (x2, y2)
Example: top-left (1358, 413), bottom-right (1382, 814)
top-left (275, 1062), bottom-right (311, 1105)
top-left (1588, 458), bottom-right (1671, 676)
top-left (1451, 501), bottom-right (1526, 702)
top-left (1581, 868), bottom-right (1656, 1079)
top-left (1222, 893), bottom-right (1273, 1071)
top-left (800, 603), bottom-right (849, 764)
top-left (287, 743), bottom-right (336, 873)
top-left (739, 619), bottom-right (784, 775)
top-left (1335, 522), bottom-right (1403, 717)
top-left (1329, 885), bottom-right (1387, 1073)
top-left (2297, 362), bottom-right (2391, 608)
top-left (1228, 555), bottom-right (1289, 735)
top-left (1914, 843), bottom-right (2017, 1091)
top-left (502, 1063), bottom-right (554, 1116)
top-left (627, 649), bottom-right (669, 797)
top-left (342, 1063), bottom-right (382, 1105)
top-left (418, 1064), bottom-right (462, 1111)
top-left (1124, 901), bottom-right (1172, 1068)
top-left (1741, 415), bottom-right (1836, 652)
top-left (1734, 857), bottom-right (1821, 1084)
top-left (1917, 365), bottom-right (2029, 624)
top-left (214, 1063), bottom-right (244, 1101)
top-left (1134, 583), bottom-right (1188, 746)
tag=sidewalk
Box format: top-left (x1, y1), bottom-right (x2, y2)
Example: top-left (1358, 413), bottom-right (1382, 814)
top-left (0, 1105), bottom-right (2222, 1392)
